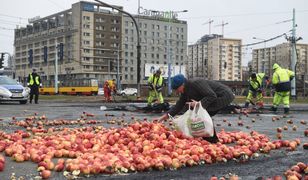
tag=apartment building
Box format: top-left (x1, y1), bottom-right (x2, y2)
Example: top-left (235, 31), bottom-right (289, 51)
top-left (251, 43), bottom-right (308, 78)
top-left (13, 1), bottom-right (188, 88)
top-left (122, 14), bottom-right (187, 86)
top-left (188, 34), bottom-right (242, 81)
top-left (14, 1), bottom-right (123, 86)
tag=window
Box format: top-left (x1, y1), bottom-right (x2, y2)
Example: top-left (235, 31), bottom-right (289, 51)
top-left (83, 16), bottom-right (90, 20)
top-left (83, 32), bottom-right (90, 36)
top-left (83, 24), bottom-right (90, 29)
top-left (156, 25), bottom-right (160, 30)
top-left (83, 49), bottom-right (90, 53)
top-left (157, 32), bottom-right (160, 37)
top-left (130, 67), bottom-right (133, 71)
top-left (130, 52), bottom-right (134, 57)
top-left (144, 23), bottom-right (147, 28)
top-left (156, 54), bottom-right (159, 59)
top-left (112, 19), bottom-right (119, 24)
top-left (125, 67), bottom-right (128, 71)
top-left (164, 26), bottom-right (167, 31)
top-left (125, 29), bottom-right (128, 34)
top-left (152, 24), bottom-right (155, 29)
top-left (125, 21), bottom-right (128, 26)
top-left (144, 31), bottom-right (147, 36)
top-left (83, 40), bottom-right (90, 45)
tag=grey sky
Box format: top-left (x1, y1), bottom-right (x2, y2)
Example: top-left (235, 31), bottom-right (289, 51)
top-left (1, 0), bottom-right (308, 66)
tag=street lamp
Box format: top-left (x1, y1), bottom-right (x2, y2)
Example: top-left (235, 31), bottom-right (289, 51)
top-left (94, 0), bottom-right (141, 96)
top-left (167, 10), bottom-right (188, 96)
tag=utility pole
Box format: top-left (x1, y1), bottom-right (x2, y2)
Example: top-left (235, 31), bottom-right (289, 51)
top-left (55, 40), bottom-right (58, 94)
top-left (290, 8), bottom-right (296, 98)
top-left (202, 19), bottom-right (214, 35)
top-left (117, 46), bottom-right (120, 90)
top-left (215, 21), bottom-right (228, 37)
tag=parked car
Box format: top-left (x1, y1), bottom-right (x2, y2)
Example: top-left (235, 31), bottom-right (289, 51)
top-left (120, 88), bottom-right (137, 96)
top-left (0, 76), bottom-right (30, 104)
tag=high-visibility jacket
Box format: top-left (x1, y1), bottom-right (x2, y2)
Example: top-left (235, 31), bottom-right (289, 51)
top-left (249, 73), bottom-right (265, 91)
top-left (107, 80), bottom-right (116, 91)
top-left (148, 74), bottom-right (163, 90)
top-left (272, 64), bottom-right (295, 92)
top-left (28, 73), bottom-right (40, 86)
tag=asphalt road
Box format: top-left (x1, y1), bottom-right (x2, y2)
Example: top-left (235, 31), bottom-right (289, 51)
top-left (0, 99), bottom-right (307, 180)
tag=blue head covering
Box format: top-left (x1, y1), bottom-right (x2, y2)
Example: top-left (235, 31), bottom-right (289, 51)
top-left (171, 74), bottom-right (185, 90)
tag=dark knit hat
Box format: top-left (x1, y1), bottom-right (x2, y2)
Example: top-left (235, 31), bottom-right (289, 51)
top-left (171, 74), bottom-right (185, 90)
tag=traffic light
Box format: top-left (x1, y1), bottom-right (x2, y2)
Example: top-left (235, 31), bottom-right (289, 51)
top-left (28, 49), bottom-right (33, 66)
top-left (58, 43), bottom-right (64, 61)
top-left (0, 53), bottom-right (4, 69)
top-left (43, 46), bottom-right (48, 63)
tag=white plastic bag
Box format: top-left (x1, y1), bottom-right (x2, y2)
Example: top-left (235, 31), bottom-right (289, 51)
top-left (172, 106), bottom-right (193, 137)
top-left (172, 102), bottom-right (214, 137)
top-left (188, 102), bottom-right (214, 137)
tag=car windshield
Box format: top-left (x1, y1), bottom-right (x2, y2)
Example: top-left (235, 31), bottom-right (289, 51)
top-left (0, 76), bottom-right (19, 85)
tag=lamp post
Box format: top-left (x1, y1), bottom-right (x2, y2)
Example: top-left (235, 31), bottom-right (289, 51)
top-left (253, 37), bottom-right (266, 73)
top-left (167, 10), bottom-right (188, 96)
top-left (94, 0), bottom-right (141, 96)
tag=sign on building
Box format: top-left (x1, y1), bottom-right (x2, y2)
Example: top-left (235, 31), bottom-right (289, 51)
top-left (144, 64), bottom-right (186, 78)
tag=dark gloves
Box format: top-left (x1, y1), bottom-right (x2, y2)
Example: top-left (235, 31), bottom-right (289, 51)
top-left (149, 84), bottom-right (154, 90)
top-left (156, 87), bottom-right (162, 92)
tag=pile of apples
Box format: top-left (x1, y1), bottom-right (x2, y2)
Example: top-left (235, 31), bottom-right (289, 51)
top-left (0, 121), bottom-right (303, 179)
top-left (0, 155), bottom-right (4, 171)
top-left (284, 162), bottom-right (308, 180)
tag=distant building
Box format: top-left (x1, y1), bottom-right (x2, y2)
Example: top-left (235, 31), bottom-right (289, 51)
top-left (13, 1), bottom-right (188, 88)
top-left (241, 66), bottom-right (250, 82)
top-left (14, 1), bottom-right (123, 87)
top-left (122, 14), bottom-right (187, 86)
top-left (251, 42), bottom-right (308, 78)
top-left (188, 34), bottom-right (242, 81)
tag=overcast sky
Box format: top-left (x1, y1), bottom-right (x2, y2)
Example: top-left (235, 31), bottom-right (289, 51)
top-left (1, 0), bottom-right (308, 66)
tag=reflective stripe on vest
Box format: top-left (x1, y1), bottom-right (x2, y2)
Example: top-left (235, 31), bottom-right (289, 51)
top-left (29, 74), bottom-right (40, 85)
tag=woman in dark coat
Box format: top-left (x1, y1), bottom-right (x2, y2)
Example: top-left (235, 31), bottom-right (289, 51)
top-left (153, 74), bottom-right (235, 143)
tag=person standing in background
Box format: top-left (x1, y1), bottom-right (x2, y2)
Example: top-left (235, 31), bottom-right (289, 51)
top-left (271, 63), bottom-right (295, 114)
top-left (27, 69), bottom-right (42, 104)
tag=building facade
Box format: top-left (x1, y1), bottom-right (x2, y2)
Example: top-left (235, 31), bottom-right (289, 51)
top-left (122, 14), bottom-right (187, 87)
top-left (251, 43), bottom-right (308, 78)
top-left (13, 1), bottom-right (188, 88)
top-left (188, 34), bottom-right (242, 81)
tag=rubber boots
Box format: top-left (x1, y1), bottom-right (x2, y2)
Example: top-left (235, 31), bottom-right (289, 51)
top-left (284, 108), bottom-right (289, 114)
top-left (270, 106), bottom-right (277, 112)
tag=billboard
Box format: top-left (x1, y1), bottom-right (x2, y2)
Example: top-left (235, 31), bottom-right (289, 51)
top-left (144, 64), bottom-right (186, 78)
